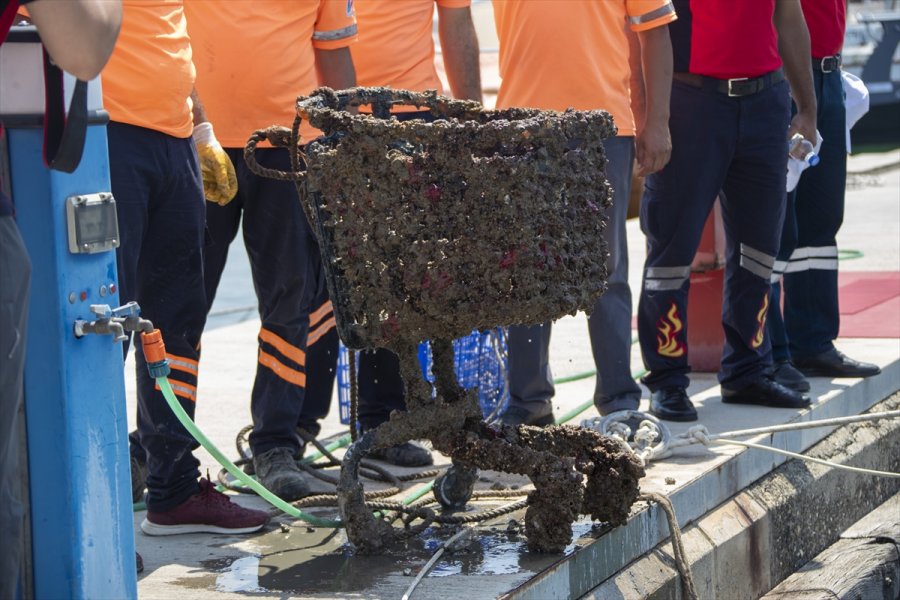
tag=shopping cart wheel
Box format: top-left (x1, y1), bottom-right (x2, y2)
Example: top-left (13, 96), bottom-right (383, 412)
top-left (433, 462), bottom-right (477, 509)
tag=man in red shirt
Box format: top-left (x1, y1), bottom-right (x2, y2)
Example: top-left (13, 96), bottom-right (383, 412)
top-left (767, 0), bottom-right (880, 387)
top-left (638, 0), bottom-right (817, 420)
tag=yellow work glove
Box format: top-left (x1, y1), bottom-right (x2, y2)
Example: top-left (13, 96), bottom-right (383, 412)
top-left (192, 122), bottom-right (238, 206)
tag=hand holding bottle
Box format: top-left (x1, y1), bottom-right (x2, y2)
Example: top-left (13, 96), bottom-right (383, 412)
top-left (789, 133), bottom-right (820, 166)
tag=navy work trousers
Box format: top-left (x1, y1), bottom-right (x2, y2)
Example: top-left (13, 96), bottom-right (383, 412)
top-left (204, 147), bottom-right (336, 456)
top-left (111, 122), bottom-right (207, 512)
top-left (0, 216), bottom-right (31, 598)
top-left (506, 135), bottom-right (642, 415)
top-left (769, 68), bottom-right (847, 361)
top-left (638, 78), bottom-right (791, 391)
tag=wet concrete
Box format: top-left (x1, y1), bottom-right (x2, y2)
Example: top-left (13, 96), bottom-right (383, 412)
top-left (130, 152), bottom-right (899, 599)
top-left (172, 519), bottom-right (603, 598)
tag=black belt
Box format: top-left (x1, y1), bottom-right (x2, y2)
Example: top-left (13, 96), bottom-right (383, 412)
top-left (813, 54), bottom-right (842, 73)
top-left (673, 68), bottom-right (785, 97)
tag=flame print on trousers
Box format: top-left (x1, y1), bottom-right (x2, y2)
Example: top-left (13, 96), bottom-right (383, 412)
top-left (750, 293), bottom-right (770, 349)
top-left (657, 302), bottom-right (686, 358)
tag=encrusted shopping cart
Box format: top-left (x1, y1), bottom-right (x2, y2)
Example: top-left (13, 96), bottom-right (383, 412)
top-left (245, 87), bottom-right (644, 553)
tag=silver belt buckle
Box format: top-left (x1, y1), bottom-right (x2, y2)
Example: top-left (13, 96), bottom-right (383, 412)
top-left (727, 77), bottom-right (749, 97)
top-left (820, 55), bottom-right (840, 73)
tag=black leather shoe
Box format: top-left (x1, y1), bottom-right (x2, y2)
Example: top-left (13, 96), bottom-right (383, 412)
top-left (497, 405), bottom-right (555, 426)
top-left (772, 360), bottom-right (811, 393)
top-left (721, 376), bottom-right (811, 408)
top-left (649, 387), bottom-right (698, 422)
top-left (368, 441), bottom-right (434, 467)
top-left (793, 348), bottom-right (881, 378)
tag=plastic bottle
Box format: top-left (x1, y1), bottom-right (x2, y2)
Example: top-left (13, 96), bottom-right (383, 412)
top-left (789, 133), bottom-right (820, 166)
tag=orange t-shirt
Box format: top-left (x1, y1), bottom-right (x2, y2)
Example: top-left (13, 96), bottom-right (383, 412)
top-left (352, 0), bottom-right (468, 94)
top-left (493, 0), bottom-right (676, 136)
top-left (102, 1), bottom-right (196, 138)
top-left (186, 0), bottom-right (358, 147)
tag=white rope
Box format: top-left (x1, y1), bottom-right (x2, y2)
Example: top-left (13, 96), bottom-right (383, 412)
top-left (707, 437), bottom-right (900, 478)
top-left (584, 410), bottom-right (673, 464)
top-left (708, 410), bottom-right (900, 441)
top-left (587, 409), bottom-right (900, 477)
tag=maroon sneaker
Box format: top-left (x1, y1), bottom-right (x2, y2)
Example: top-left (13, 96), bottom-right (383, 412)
top-left (140, 478), bottom-right (269, 536)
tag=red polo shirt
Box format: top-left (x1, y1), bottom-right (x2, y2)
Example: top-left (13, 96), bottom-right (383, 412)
top-left (671, 0), bottom-right (781, 79)
top-left (801, 0), bottom-right (846, 58)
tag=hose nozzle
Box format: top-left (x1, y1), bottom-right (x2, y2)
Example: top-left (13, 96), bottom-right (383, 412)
top-left (141, 329), bottom-right (170, 377)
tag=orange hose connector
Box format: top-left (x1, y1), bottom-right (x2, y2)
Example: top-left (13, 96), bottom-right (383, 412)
top-left (140, 329), bottom-right (170, 377)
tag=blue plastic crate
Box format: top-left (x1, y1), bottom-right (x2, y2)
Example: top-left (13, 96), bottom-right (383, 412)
top-left (337, 328), bottom-right (508, 424)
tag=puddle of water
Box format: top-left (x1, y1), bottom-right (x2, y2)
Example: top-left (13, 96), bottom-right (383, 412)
top-left (429, 533), bottom-right (534, 577)
top-left (430, 519), bottom-right (599, 577)
top-left (216, 556), bottom-right (264, 593)
top-left (182, 518), bottom-right (604, 596)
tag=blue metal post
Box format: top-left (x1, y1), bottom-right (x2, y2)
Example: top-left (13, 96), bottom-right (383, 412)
top-left (7, 125), bottom-right (137, 599)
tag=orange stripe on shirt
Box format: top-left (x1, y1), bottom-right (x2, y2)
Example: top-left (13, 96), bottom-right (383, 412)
top-left (259, 328), bottom-right (306, 367)
top-left (259, 350), bottom-right (307, 388)
top-left (309, 300), bottom-right (333, 328)
top-left (307, 316), bottom-right (336, 347)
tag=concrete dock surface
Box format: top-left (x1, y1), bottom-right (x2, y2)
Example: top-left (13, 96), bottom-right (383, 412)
top-left (129, 152), bottom-right (900, 598)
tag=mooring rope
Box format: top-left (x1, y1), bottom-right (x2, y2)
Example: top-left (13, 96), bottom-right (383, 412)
top-left (709, 438), bottom-right (900, 478)
top-left (639, 492), bottom-right (699, 600)
top-left (578, 407), bottom-right (900, 598)
top-left (220, 422), bottom-right (528, 531)
top-left (586, 409), bottom-right (900, 477)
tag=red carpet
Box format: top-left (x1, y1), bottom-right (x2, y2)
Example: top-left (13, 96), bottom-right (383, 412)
top-left (838, 271), bottom-right (900, 339)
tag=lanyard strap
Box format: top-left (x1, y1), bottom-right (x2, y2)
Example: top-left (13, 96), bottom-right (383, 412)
top-left (42, 47), bottom-right (88, 173)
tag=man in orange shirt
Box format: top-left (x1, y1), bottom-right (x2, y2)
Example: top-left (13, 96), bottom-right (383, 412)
top-left (186, 0), bottom-right (357, 500)
top-left (104, 0), bottom-right (268, 535)
top-left (492, 0), bottom-right (675, 426)
top-left (343, 0), bottom-right (481, 467)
